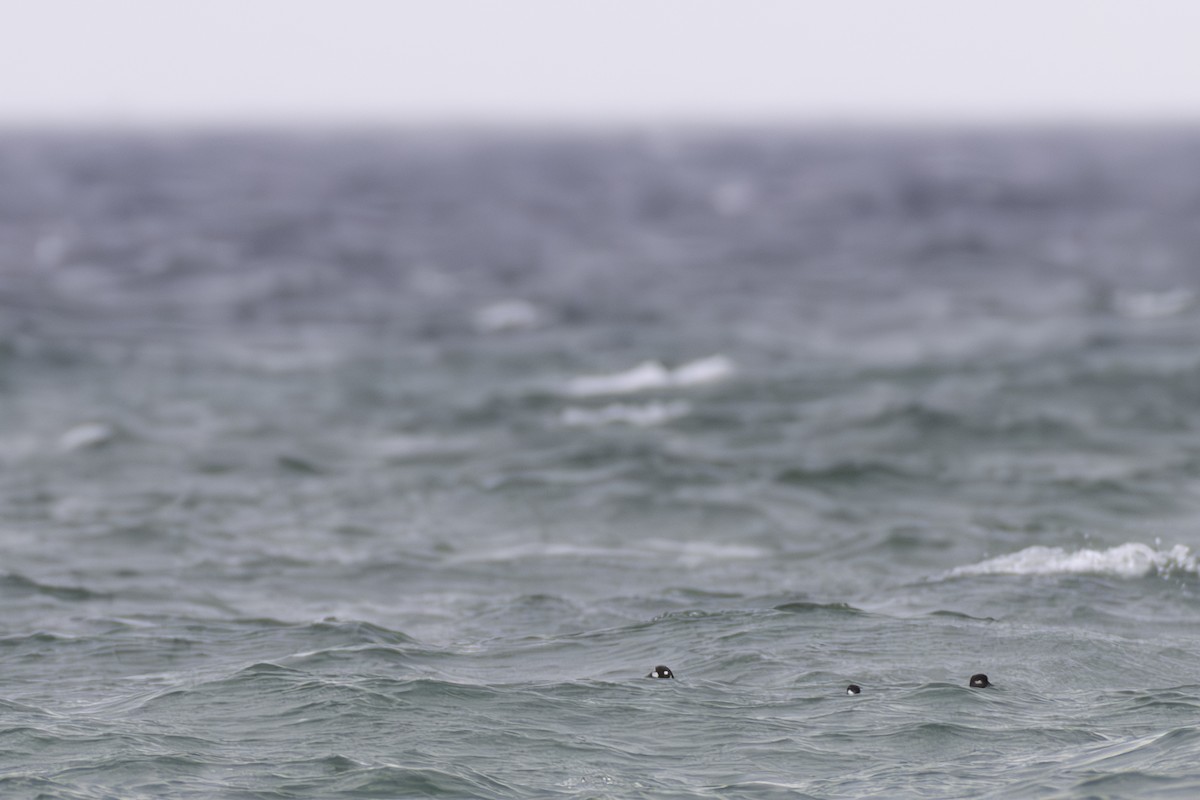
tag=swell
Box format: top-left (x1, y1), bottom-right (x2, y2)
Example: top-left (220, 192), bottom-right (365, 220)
top-left (0, 572), bottom-right (110, 602)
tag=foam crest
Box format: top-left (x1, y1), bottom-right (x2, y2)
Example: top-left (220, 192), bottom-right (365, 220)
top-left (565, 355), bottom-right (733, 397)
top-left (947, 543), bottom-right (1199, 579)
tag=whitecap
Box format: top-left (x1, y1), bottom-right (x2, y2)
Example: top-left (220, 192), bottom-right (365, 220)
top-left (566, 361), bottom-right (670, 396)
top-left (564, 355), bottom-right (733, 397)
top-left (946, 543), bottom-right (1198, 579)
top-left (671, 355), bottom-right (735, 386)
top-left (560, 401), bottom-right (690, 428)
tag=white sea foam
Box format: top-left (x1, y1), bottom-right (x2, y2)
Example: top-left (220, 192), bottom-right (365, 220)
top-left (560, 401), bottom-right (690, 428)
top-left (567, 361), bottom-right (670, 395)
top-left (947, 543), bottom-right (1199, 579)
top-left (565, 355), bottom-right (733, 397)
top-left (671, 355), bottom-right (735, 386)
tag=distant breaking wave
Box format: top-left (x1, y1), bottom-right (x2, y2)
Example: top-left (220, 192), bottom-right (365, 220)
top-left (947, 543), bottom-right (1199, 579)
top-left (564, 356), bottom-right (734, 397)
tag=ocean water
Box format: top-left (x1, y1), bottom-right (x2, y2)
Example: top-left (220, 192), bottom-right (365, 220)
top-left (2, 128), bottom-right (1200, 798)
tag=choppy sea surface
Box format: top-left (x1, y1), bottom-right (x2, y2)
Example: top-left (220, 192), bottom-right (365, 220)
top-left (3, 129), bottom-right (1200, 798)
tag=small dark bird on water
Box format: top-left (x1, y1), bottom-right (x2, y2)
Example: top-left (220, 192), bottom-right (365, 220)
top-left (846, 684), bottom-right (861, 695)
top-left (647, 665), bottom-right (674, 679)
top-left (969, 673), bottom-right (990, 688)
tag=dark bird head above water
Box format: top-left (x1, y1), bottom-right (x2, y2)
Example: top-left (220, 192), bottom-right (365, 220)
top-left (846, 684), bottom-right (861, 695)
top-left (969, 673), bottom-right (990, 688)
top-left (647, 665), bottom-right (674, 679)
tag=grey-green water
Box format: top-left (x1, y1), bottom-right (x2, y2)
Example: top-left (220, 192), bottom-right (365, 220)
top-left (2, 130), bottom-right (1200, 798)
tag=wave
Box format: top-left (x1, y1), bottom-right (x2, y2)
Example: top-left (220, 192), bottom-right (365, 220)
top-left (946, 543), bottom-right (1199, 579)
top-left (366, 434), bottom-right (479, 462)
top-left (472, 299), bottom-right (543, 333)
top-left (58, 421), bottom-right (119, 452)
top-left (1112, 288), bottom-right (1196, 320)
top-left (564, 355), bottom-right (733, 397)
top-left (560, 401), bottom-right (690, 427)
top-left (451, 539), bottom-right (768, 566)
top-left (774, 601), bottom-right (863, 616)
top-left (0, 572), bottom-right (110, 602)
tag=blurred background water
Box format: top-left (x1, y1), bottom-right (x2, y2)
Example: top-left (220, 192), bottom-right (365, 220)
top-left (3, 129), bottom-right (1200, 798)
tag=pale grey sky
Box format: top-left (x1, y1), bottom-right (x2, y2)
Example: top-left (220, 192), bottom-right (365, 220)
top-left (2, 0), bottom-right (1199, 125)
